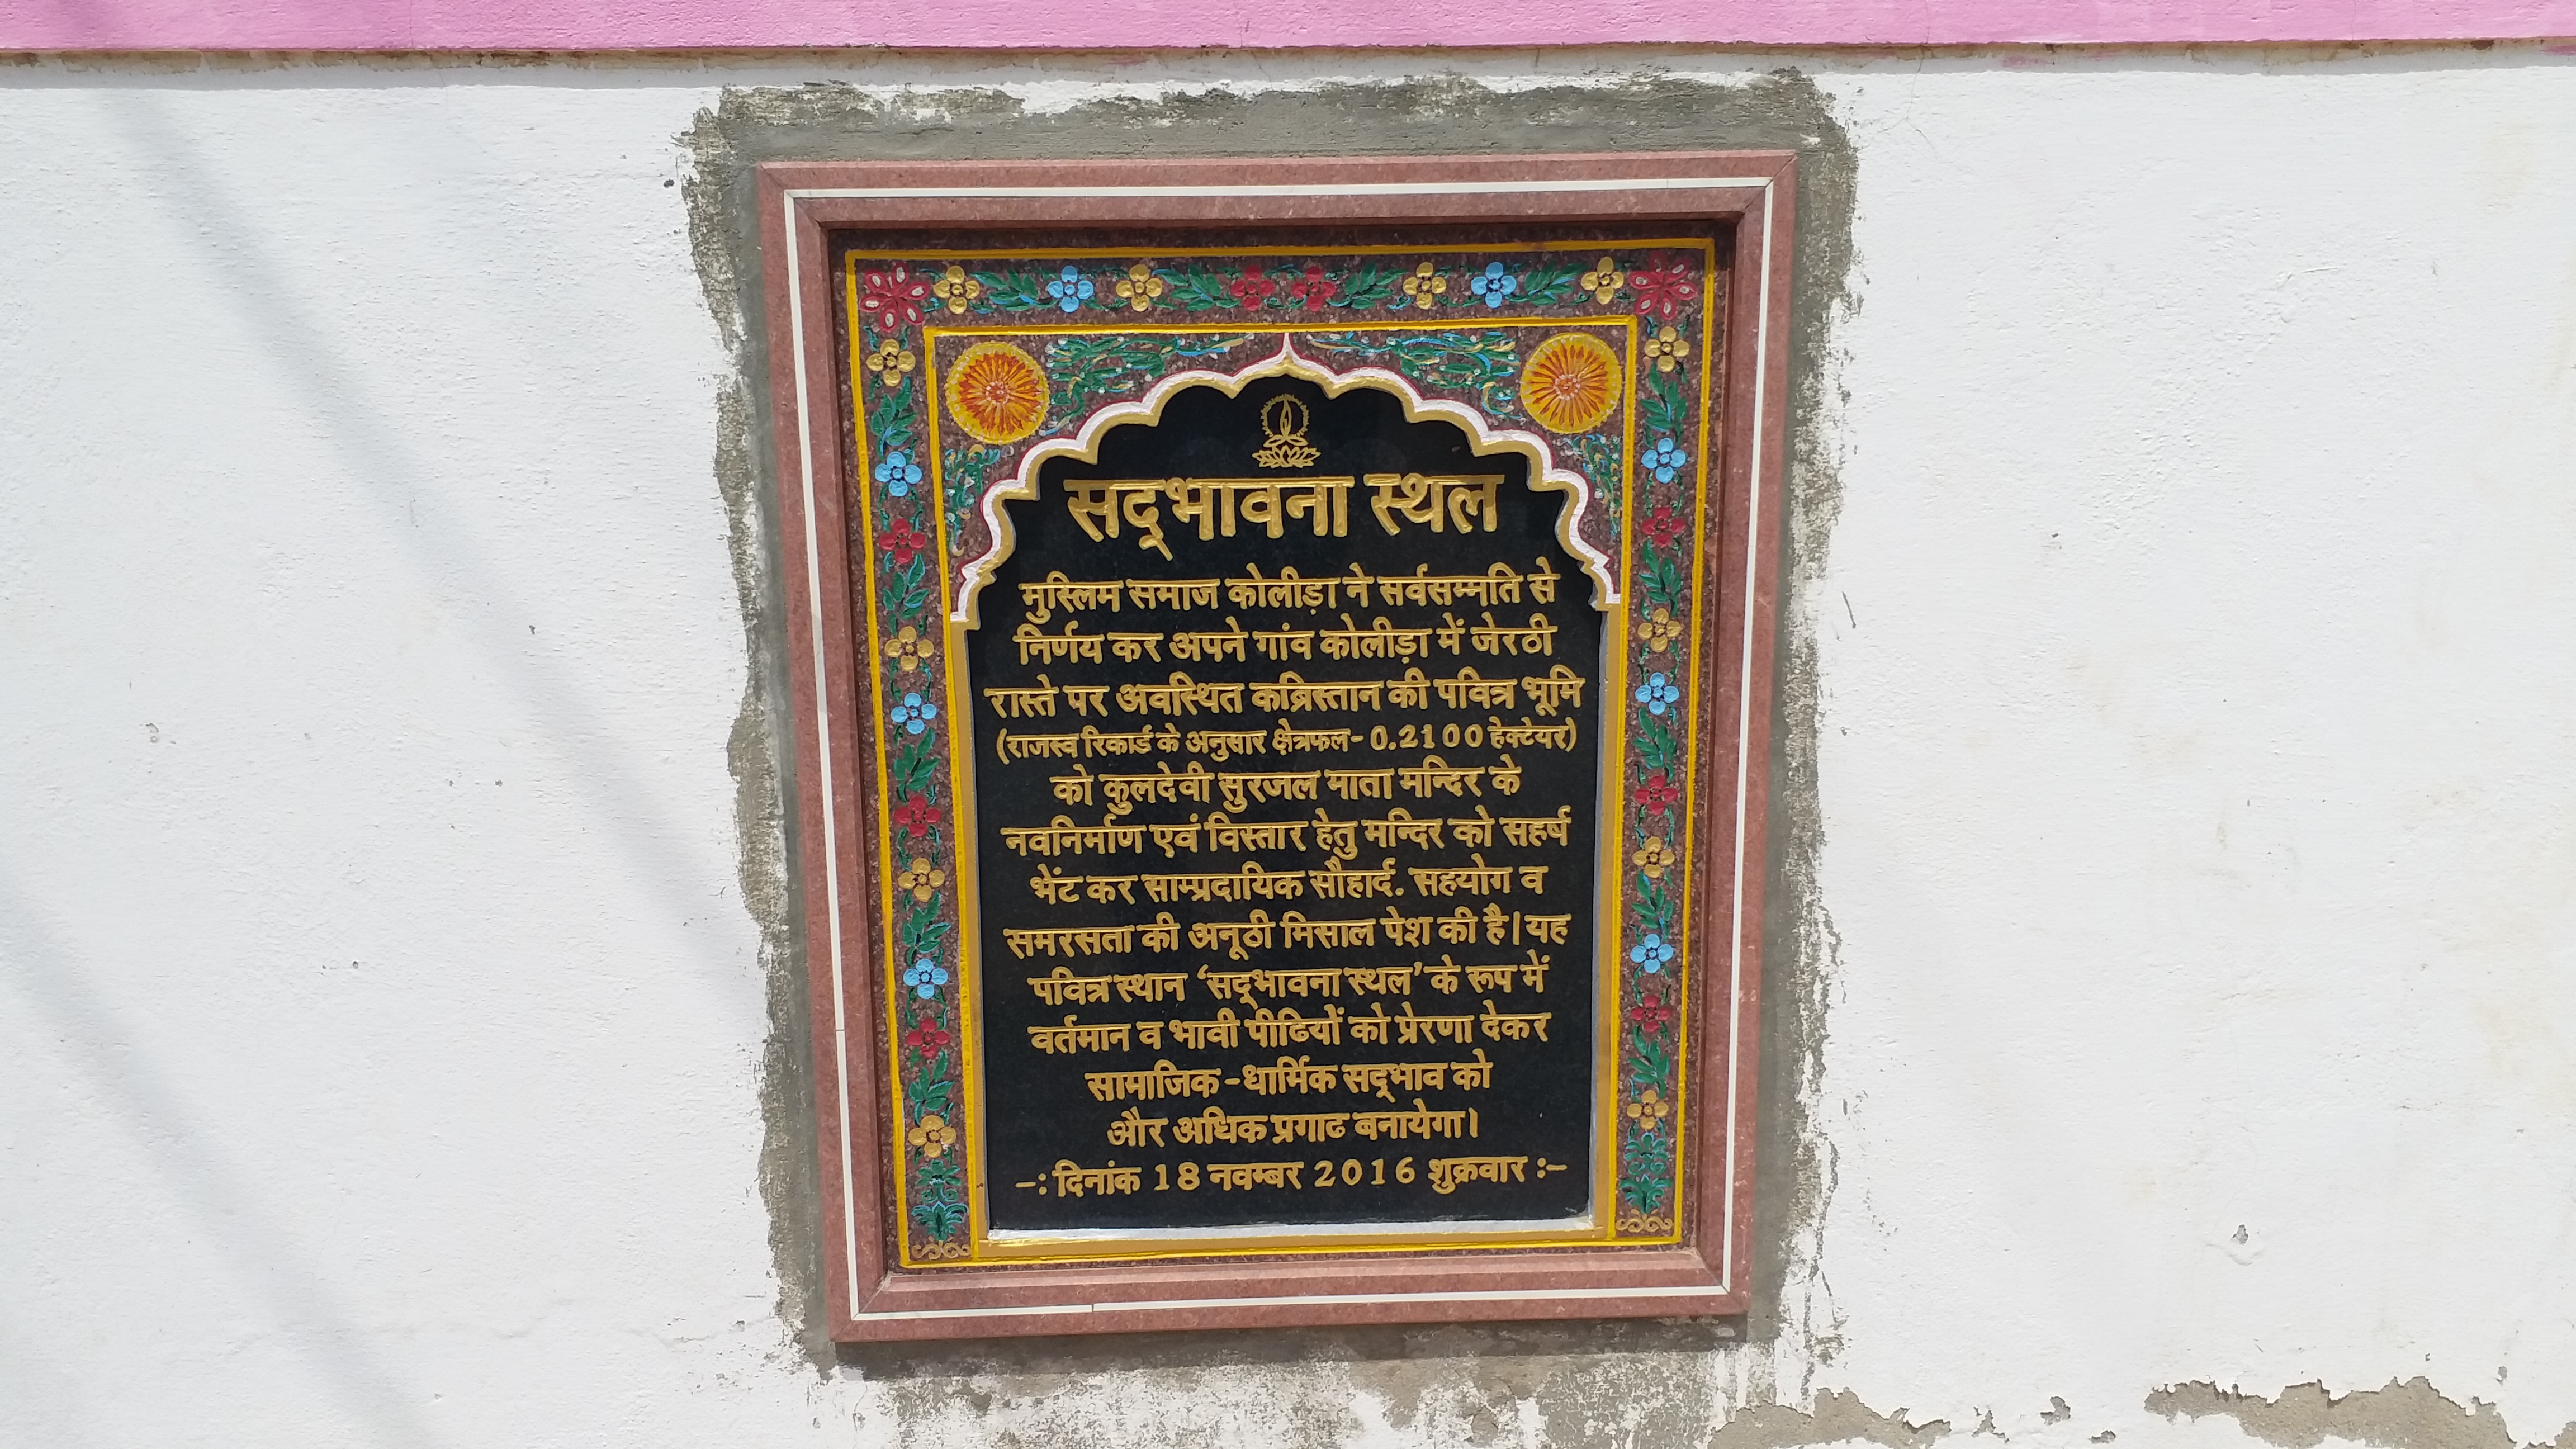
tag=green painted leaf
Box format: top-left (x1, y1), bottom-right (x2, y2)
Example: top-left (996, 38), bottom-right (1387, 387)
top-left (1039, 332), bottom-right (1256, 434)
top-left (1617, 1133), bottom-right (1675, 1213)
top-left (973, 271), bottom-right (1053, 314)
top-left (1631, 711), bottom-right (1675, 774)
top-left (1638, 546), bottom-right (1686, 612)
top-left (1564, 430), bottom-right (1627, 533)
top-left (910, 1075), bottom-right (956, 1121)
top-left (1333, 263), bottom-right (1402, 310)
top-left (944, 443), bottom-right (998, 532)
top-left (891, 738), bottom-right (939, 795)
top-left (865, 381), bottom-right (916, 454)
top-left (1630, 1035), bottom-right (1675, 1093)
top-left (911, 1197), bottom-right (965, 1237)
top-left (913, 1153), bottom-right (961, 1194)
top-left (1632, 873), bottom-right (1673, 936)
top-left (1158, 267), bottom-right (1240, 312)
top-left (899, 909), bottom-right (955, 958)
top-left (1303, 329), bottom-right (1521, 415)
top-left (1516, 262), bottom-right (1580, 307)
top-left (1641, 366), bottom-right (1689, 438)
top-left (877, 552), bottom-right (931, 618)
top-left (896, 557), bottom-right (933, 617)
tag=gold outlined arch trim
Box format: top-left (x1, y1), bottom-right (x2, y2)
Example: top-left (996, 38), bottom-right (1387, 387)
top-left (947, 334), bottom-right (1623, 627)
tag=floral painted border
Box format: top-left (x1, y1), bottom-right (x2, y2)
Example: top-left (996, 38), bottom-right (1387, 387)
top-left (842, 242), bottom-right (1720, 1264)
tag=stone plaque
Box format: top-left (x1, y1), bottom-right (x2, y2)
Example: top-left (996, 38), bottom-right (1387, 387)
top-left (760, 154), bottom-right (1793, 1338)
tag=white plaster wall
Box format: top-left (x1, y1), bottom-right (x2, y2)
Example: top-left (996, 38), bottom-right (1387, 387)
top-left (2, 48), bottom-right (2572, 1448)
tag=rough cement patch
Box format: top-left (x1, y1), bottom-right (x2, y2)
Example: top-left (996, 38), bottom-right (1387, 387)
top-left (2147, 1378), bottom-right (2576, 1449)
top-left (680, 66), bottom-right (1861, 1403)
top-left (715, 370), bottom-right (834, 1372)
top-left (837, 1320), bottom-right (1962, 1449)
top-left (1711, 1389), bottom-right (1952, 1449)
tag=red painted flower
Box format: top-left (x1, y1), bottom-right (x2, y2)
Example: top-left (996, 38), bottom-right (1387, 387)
top-left (1639, 505), bottom-right (1687, 551)
top-left (1287, 262), bottom-right (1339, 310)
top-left (1628, 995), bottom-right (1677, 1034)
top-left (903, 1021), bottom-right (953, 1053)
top-left (880, 517), bottom-right (931, 567)
top-left (891, 794), bottom-right (944, 841)
top-left (859, 264), bottom-right (931, 328)
top-left (1228, 266), bottom-right (1278, 309)
top-left (1632, 769), bottom-right (1680, 817)
top-left (1626, 254), bottom-right (1700, 323)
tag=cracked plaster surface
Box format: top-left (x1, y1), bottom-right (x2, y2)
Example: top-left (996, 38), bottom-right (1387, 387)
top-left (2149, 1379), bottom-right (2576, 1449)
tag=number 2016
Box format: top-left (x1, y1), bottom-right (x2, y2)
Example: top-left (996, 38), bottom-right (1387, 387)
top-left (1306, 1158), bottom-right (1415, 1187)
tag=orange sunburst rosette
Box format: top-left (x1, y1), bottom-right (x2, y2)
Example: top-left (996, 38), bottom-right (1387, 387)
top-left (1518, 330), bottom-right (1622, 435)
top-left (944, 341), bottom-right (1050, 445)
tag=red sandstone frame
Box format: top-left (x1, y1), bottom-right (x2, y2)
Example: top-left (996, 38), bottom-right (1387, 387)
top-left (756, 152), bottom-right (1794, 1341)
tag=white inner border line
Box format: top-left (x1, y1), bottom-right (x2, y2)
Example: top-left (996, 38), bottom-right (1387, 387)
top-left (787, 177), bottom-right (1773, 200)
top-left (1722, 181), bottom-right (1773, 1291)
top-left (782, 177), bottom-right (1774, 1317)
top-left (782, 206), bottom-right (864, 1311)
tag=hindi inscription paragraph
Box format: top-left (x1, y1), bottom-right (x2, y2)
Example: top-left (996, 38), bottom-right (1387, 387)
top-left (965, 379), bottom-right (1608, 1233)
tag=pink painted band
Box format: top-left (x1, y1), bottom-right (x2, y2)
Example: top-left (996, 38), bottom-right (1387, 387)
top-left (8, 0), bottom-right (2574, 51)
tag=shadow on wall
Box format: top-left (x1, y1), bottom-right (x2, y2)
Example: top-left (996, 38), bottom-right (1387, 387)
top-left (0, 89), bottom-right (773, 1446)
top-left (0, 870), bottom-right (441, 1449)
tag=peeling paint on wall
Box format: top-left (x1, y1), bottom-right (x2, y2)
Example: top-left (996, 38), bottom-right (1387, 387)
top-left (2148, 1379), bottom-right (2576, 1449)
top-left (1712, 1388), bottom-right (1953, 1448)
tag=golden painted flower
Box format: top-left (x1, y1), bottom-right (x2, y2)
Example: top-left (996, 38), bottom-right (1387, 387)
top-left (1400, 261), bottom-right (1448, 310)
top-left (897, 856), bottom-right (948, 902)
top-left (944, 341), bottom-right (1049, 444)
top-left (1580, 255), bottom-right (1625, 304)
top-left (1114, 261), bottom-right (1166, 312)
top-left (1627, 1088), bottom-right (1670, 1128)
top-left (1632, 836), bottom-right (1676, 880)
top-left (1519, 331), bottom-right (1621, 434)
top-left (864, 338), bottom-right (916, 380)
top-left (931, 264), bottom-right (982, 314)
top-left (884, 624), bottom-right (932, 673)
top-left (1637, 605), bottom-right (1684, 656)
top-left (908, 1113), bottom-right (958, 1158)
top-left (1644, 324), bottom-right (1691, 373)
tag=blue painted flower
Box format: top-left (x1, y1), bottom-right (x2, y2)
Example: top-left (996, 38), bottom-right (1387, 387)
top-left (1045, 265), bottom-right (1095, 313)
top-left (902, 956), bottom-right (950, 999)
top-left (1469, 261), bottom-right (1518, 309)
top-left (874, 448), bottom-right (922, 498)
top-left (890, 691), bottom-right (937, 735)
top-left (1644, 435), bottom-right (1688, 485)
top-left (1635, 671), bottom-right (1681, 717)
top-left (1629, 933), bottom-right (1675, 973)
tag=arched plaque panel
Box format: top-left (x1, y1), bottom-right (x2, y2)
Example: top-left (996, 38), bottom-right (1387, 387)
top-left (963, 374), bottom-right (1609, 1252)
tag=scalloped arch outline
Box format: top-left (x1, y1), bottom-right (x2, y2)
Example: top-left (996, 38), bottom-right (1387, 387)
top-left (949, 334), bottom-right (1622, 628)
